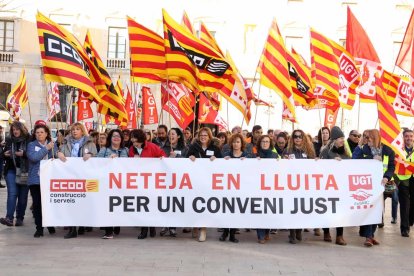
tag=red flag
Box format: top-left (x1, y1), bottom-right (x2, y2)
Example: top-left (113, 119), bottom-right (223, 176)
top-left (346, 7), bottom-right (380, 62)
top-left (324, 107), bottom-right (339, 129)
top-left (141, 86), bottom-right (158, 125)
top-left (396, 9), bottom-right (414, 77)
top-left (77, 90), bottom-right (94, 121)
top-left (198, 93), bottom-right (228, 131)
top-left (124, 85), bottom-right (137, 129)
top-left (47, 82), bottom-right (61, 121)
top-left (161, 82), bottom-right (195, 129)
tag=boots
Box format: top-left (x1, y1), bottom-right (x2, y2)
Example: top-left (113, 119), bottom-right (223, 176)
top-left (77, 227), bottom-right (85, 235)
top-left (289, 229), bottom-right (296, 244)
top-left (198, 227), bottom-right (207, 242)
top-left (64, 227), bottom-right (77, 239)
top-left (324, 232), bottom-right (332, 242)
top-left (137, 227), bottom-right (148, 239)
top-left (219, 229), bottom-right (229, 241)
top-left (335, 236), bottom-right (347, 246)
top-left (149, 227), bottom-right (156, 237)
top-left (229, 229), bottom-right (239, 243)
top-left (295, 229), bottom-right (302, 241)
top-left (34, 228), bottom-right (44, 238)
top-left (192, 228), bottom-right (199, 238)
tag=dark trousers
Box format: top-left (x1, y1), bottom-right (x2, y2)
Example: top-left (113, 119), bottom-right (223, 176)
top-left (29, 185), bottom-right (42, 230)
top-left (361, 224), bottom-right (377, 238)
top-left (223, 228), bottom-right (236, 238)
top-left (104, 227), bottom-right (120, 235)
top-left (399, 179), bottom-right (414, 231)
top-left (323, 227), bottom-right (343, 236)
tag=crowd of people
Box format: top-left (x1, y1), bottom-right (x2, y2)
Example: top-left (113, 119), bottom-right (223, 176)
top-left (0, 120), bottom-right (412, 248)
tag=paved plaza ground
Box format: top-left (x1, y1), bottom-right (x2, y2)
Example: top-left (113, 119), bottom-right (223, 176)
top-left (0, 182), bottom-right (413, 275)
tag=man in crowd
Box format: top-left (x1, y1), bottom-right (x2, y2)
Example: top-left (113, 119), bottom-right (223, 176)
top-left (152, 124), bottom-right (168, 148)
top-left (346, 130), bottom-right (361, 153)
top-left (395, 129), bottom-right (414, 237)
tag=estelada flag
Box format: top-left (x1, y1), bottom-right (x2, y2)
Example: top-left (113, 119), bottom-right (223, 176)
top-left (77, 90), bottom-right (93, 121)
top-left (127, 16), bottom-right (167, 83)
top-left (124, 85), bottom-right (137, 129)
top-left (141, 86), bottom-right (158, 125)
top-left (36, 12), bottom-right (101, 103)
top-left (258, 18), bottom-right (296, 121)
top-left (396, 9), bottom-right (414, 77)
top-left (6, 69), bottom-right (28, 120)
top-left (162, 9), bottom-right (235, 94)
top-left (161, 82), bottom-right (195, 129)
top-left (198, 93), bottom-right (228, 131)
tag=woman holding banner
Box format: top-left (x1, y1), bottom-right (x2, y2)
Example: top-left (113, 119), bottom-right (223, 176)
top-left (27, 124), bottom-right (57, 237)
top-left (186, 127), bottom-right (222, 242)
top-left (255, 134), bottom-right (279, 244)
top-left (57, 122), bottom-right (97, 239)
top-left (353, 129), bottom-right (395, 247)
top-left (283, 129), bottom-right (316, 244)
top-left (97, 129), bottom-right (128, 239)
top-left (0, 121), bottom-right (30, 227)
top-left (129, 129), bottom-right (166, 239)
top-left (319, 126), bottom-right (349, 246)
top-left (160, 128), bottom-right (188, 237)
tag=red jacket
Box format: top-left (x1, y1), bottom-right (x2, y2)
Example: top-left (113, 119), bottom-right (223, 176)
top-left (128, 141), bottom-right (167, 158)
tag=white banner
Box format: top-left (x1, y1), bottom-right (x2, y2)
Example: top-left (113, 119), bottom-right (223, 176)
top-left (40, 158), bottom-right (383, 228)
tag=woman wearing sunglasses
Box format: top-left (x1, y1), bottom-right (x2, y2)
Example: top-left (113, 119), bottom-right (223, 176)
top-left (283, 129), bottom-right (316, 244)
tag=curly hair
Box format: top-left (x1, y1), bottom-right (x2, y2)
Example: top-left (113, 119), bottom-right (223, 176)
top-left (286, 129), bottom-right (316, 158)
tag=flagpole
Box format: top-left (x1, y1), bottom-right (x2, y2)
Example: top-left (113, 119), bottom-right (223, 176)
top-left (357, 95), bottom-right (361, 131)
top-left (252, 84), bottom-right (262, 125)
top-left (226, 100), bottom-right (230, 131)
top-left (340, 107), bottom-right (344, 130)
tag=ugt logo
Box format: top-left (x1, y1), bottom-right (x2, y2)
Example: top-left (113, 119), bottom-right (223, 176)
top-left (348, 175), bottom-right (373, 203)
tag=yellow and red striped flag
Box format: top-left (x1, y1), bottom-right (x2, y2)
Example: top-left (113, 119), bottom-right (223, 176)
top-left (310, 28), bottom-right (359, 110)
top-left (6, 69), bottom-right (28, 119)
top-left (181, 11), bottom-right (196, 35)
top-left (287, 48), bottom-right (317, 107)
top-left (163, 9), bottom-right (235, 94)
top-left (84, 31), bottom-right (127, 126)
top-left (258, 19), bottom-right (296, 121)
top-left (127, 16), bottom-right (167, 84)
top-left (36, 12), bottom-right (101, 104)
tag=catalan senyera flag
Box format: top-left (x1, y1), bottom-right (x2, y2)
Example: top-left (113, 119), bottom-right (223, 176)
top-left (258, 19), bottom-right (296, 121)
top-left (84, 32), bottom-right (127, 126)
top-left (199, 21), bottom-right (224, 56)
top-left (6, 69), bottom-right (28, 119)
top-left (181, 11), bottom-right (196, 35)
top-left (287, 48), bottom-right (316, 107)
top-left (396, 9), bottom-right (414, 77)
top-left (162, 9), bottom-right (235, 94)
top-left (310, 28), bottom-right (359, 110)
top-left (127, 16), bottom-right (167, 83)
top-left (376, 75), bottom-right (414, 174)
top-left (36, 12), bottom-right (101, 103)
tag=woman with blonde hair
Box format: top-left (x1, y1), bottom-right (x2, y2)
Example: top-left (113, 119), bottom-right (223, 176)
top-left (353, 129), bottom-right (395, 247)
top-left (186, 127), bottom-right (222, 242)
top-left (283, 129), bottom-right (316, 244)
top-left (57, 122), bottom-right (97, 239)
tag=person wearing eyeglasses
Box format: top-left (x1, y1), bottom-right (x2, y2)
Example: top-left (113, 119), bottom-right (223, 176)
top-left (97, 129), bottom-right (128, 239)
top-left (129, 129), bottom-right (166, 239)
top-left (347, 130), bottom-right (361, 153)
top-left (283, 129), bottom-right (316, 244)
top-left (353, 129), bottom-right (395, 247)
top-left (255, 134), bottom-right (279, 244)
top-left (186, 127), bottom-right (222, 242)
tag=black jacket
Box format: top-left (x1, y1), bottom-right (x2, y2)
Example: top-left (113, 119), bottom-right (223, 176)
top-left (186, 140), bottom-right (222, 158)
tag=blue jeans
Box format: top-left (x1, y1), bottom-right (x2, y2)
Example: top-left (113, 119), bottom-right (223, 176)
top-left (386, 189), bottom-right (399, 219)
top-left (256, 229), bottom-right (269, 240)
top-left (5, 170), bottom-right (29, 221)
top-left (362, 224), bottom-right (377, 239)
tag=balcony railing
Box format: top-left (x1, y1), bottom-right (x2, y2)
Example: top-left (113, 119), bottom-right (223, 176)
top-left (0, 52), bottom-right (14, 63)
top-left (106, 58), bottom-right (126, 69)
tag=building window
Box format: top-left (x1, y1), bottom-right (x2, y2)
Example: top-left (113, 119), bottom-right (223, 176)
top-left (0, 20), bottom-right (14, 51)
top-left (0, 82), bottom-right (11, 109)
top-left (108, 27), bottom-right (127, 59)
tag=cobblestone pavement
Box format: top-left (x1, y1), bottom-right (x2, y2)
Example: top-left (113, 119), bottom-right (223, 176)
top-left (0, 183), bottom-right (413, 275)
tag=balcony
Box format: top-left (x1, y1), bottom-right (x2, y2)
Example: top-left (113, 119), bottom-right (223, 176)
top-left (106, 58), bottom-right (126, 69)
top-left (0, 52), bottom-right (14, 63)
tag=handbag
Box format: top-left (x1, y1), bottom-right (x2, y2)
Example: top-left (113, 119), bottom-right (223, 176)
top-left (384, 180), bottom-right (396, 195)
top-left (12, 143), bottom-right (28, 185)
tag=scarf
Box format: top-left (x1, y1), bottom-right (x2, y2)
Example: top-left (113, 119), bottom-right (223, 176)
top-left (258, 148), bottom-right (275, 159)
top-left (69, 136), bottom-right (86, 157)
